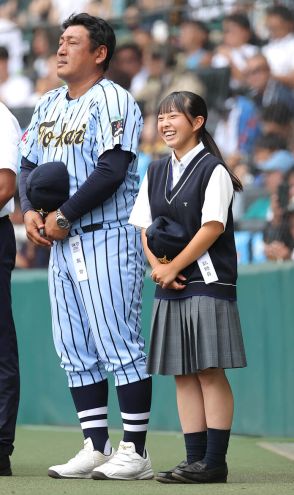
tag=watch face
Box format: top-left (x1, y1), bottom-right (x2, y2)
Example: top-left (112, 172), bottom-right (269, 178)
top-left (57, 217), bottom-right (69, 229)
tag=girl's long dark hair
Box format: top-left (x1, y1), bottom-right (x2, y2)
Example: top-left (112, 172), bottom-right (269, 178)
top-left (158, 91), bottom-right (243, 192)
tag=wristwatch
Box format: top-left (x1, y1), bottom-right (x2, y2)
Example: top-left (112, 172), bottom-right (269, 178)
top-left (56, 209), bottom-right (71, 230)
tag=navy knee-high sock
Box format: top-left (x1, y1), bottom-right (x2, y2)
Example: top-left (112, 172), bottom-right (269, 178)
top-left (184, 431), bottom-right (207, 464)
top-left (202, 428), bottom-right (231, 468)
top-left (116, 377), bottom-right (152, 457)
top-left (70, 380), bottom-right (111, 454)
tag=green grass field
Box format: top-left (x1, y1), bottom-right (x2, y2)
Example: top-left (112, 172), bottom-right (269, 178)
top-left (1, 427), bottom-right (293, 495)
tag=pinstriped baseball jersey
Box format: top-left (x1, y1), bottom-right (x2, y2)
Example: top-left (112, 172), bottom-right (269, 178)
top-left (20, 78), bottom-right (143, 228)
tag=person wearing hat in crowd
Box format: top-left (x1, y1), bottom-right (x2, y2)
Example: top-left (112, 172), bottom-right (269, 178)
top-left (0, 102), bottom-right (22, 476)
top-left (129, 91), bottom-right (246, 484)
top-left (19, 13), bottom-right (153, 481)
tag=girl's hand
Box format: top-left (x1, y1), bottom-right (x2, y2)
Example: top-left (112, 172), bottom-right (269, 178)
top-left (151, 264), bottom-right (186, 290)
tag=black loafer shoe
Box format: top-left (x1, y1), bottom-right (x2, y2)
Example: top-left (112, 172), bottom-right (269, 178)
top-left (172, 460), bottom-right (228, 484)
top-left (0, 455), bottom-right (12, 476)
top-left (155, 460), bottom-right (188, 483)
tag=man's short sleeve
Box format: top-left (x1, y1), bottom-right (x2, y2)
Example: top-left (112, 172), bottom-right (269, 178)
top-left (95, 83), bottom-right (143, 158)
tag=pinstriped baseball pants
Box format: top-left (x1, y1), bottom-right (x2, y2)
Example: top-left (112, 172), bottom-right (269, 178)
top-left (48, 224), bottom-right (150, 387)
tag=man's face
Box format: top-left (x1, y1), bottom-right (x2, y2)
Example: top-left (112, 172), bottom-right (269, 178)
top-left (266, 14), bottom-right (292, 40)
top-left (222, 20), bottom-right (250, 47)
top-left (114, 48), bottom-right (141, 78)
top-left (179, 23), bottom-right (207, 51)
top-left (245, 57), bottom-right (270, 92)
top-left (57, 25), bottom-right (101, 83)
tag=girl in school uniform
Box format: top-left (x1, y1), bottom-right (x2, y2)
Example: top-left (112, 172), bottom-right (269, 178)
top-left (129, 91), bottom-right (247, 484)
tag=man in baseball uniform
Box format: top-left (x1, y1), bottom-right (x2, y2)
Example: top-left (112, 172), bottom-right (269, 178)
top-left (19, 13), bottom-right (152, 481)
top-left (0, 103), bottom-right (21, 476)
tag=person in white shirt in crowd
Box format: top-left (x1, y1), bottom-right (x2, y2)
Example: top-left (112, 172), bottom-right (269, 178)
top-left (0, 0), bottom-right (27, 75)
top-left (262, 5), bottom-right (294, 90)
top-left (212, 12), bottom-right (259, 90)
top-left (23, 0), bottom-right (112, 26)
top-left (187, 0), bottom-right (237, 22)
top-left (0, 46), bottom-right (33, 108)
top-left (49, 0), bottom-right (112, 24)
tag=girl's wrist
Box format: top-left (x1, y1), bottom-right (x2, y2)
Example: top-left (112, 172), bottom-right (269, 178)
top-left (170, 257), bottom-right (182, 273)
top-left (150, 259), bottom-right (161, 269)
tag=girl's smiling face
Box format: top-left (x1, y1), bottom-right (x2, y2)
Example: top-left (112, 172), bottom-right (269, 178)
top-left (157, 109), bottom-right (204, 159)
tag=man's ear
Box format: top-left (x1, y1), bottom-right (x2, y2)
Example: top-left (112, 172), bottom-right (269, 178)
top-left (95, 45), bottom-right (107, 66)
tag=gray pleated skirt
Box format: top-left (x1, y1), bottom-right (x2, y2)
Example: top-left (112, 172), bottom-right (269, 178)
top-left (147, 296), bottom-right (247, 375)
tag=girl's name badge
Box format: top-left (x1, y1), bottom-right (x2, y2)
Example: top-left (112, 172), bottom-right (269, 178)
top-left (197, 252), bottom-right (218, 284)
top-left (69, 235), bottom-right (88, 282)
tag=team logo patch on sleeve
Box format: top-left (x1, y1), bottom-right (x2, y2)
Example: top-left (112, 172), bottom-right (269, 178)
top-left (111, 118), bottom-right (124, 138)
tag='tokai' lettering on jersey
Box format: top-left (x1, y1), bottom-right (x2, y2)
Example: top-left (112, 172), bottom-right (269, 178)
top-left (38, 121), bottom-right (87, 147)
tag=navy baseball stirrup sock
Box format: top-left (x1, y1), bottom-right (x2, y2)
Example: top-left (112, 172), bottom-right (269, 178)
top-left (70, 380), bottom-right (111, 455)
top-left (184, 430), bottom-right (207, 464)
top-left (116, 377), bottom-right (152, 457)
top-left (202, 428), bottom-right (231, 468)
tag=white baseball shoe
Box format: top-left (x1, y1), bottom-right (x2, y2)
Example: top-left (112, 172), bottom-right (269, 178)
top-left (92, 441), bottom-right (153, 480)
top-left (48, 438), bottom-right (115, 479)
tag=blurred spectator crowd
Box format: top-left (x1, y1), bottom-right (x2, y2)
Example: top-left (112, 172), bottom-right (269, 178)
top-left (2, 0), bottom-right (294, 268)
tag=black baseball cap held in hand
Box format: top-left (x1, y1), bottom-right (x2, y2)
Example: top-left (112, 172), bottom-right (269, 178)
top-left (26, 161), bottom-right (70, 213)
top-left (145, 216), bottom-right (190, 263)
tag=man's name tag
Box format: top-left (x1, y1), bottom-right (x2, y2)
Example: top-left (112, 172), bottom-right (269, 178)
top-left (197, 251), bottom-right (218, 284)
top-left (69, 235), bottom-right (88, 282)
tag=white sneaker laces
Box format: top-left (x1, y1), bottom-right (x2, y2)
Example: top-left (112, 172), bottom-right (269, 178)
top-left (110, 448), bottom-right (136, 466)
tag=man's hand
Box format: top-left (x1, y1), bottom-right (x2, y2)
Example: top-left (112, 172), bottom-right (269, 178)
top-left (24, 210), bottom-right (52, 247)
top-left (44, 211), bottom-right (69, 241)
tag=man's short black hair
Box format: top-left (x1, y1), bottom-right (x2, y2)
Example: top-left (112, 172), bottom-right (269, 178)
top-left (62, 13), bottom-right (116, 71)
top-left (224, 13), bottom-right (251, 31)
top-left (266, 5), bottom-right (294, 23)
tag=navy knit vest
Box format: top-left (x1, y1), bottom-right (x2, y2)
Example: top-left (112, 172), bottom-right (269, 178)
top-left (147, 147), bottom-right (237, 301)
